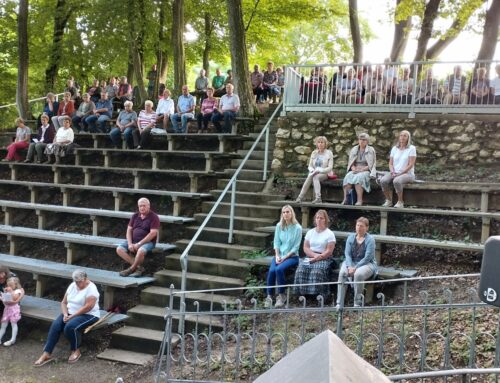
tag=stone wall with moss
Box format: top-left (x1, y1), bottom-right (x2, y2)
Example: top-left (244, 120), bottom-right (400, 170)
top-left (272, 113), bottom-right (500, 175)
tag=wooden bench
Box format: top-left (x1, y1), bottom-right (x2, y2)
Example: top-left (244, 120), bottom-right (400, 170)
top-left (21, 295), bottom-right (128, 329)
top-left (0, 179), bottom-right (211, 216)
top-left (0, 199), bottom-right (194, 235)
top-left (270, 200), bottom-right (500, 244)
top-left (73, 147), bottom-right (240, 172)
top-left (0, 253), bottom-right (154, 309)
top-left (0, 224), bottom-right (176, 264)
top-left (0, 162), bottom-right (219, 193)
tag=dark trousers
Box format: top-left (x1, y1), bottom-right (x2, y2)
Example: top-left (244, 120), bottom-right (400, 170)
top-left (43, 313), bottom-right (98, 353)
top-left (211, 110), bottom-right (238, 134)
top-left (196, 112), bottom-right (213, 131)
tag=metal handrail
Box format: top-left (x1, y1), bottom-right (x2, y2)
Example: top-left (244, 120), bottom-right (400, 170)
top-left (177, 101), bottom-right (283, 332)
top-left (0, 93), bottom-right (64, 111)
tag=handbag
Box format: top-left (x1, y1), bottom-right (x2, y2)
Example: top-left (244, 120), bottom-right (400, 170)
top-left (327, 171), bottom-right (338, 180)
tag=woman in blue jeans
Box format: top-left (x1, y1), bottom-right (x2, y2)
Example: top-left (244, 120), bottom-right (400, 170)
top-left (34, 270), bottom-right (100, 366)
top-left (265, 205), bottom-right (302, 308)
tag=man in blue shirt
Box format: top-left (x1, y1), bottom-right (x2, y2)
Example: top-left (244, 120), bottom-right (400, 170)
top-left (170, 85), bottom-right (195, 133)
top-left (85, 92), bottom-right (113, 133)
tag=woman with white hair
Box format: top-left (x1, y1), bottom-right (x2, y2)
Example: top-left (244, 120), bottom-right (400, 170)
top-left (34, 270), bottom-right (100, 366)
top-left (135, 100), bottom-right (157, 149)
top-left (379, 130), bottom-right (416, 208)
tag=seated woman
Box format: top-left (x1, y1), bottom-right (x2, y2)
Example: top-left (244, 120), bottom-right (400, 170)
top-left (342, 132), bottom-right (377, 206)
top-left (44, 116), bottom-right (75, 164)
top-left (110, 101), bottom-right (138, 149)
top-left (34, 270), bottom-right (100, 366)
top-left (336, 217), bottom-right (377, 308)
top-left (379, 130), bottom-right (416, 208)
top-left (265, 205), bottom-right (302, 309)
top-left (296, 136), bottom-right (334, 204)
top-left (24, 114), bottom-right (56, 163)
top-left (196, 87), bottom-right (218, 133)
top-left (135, 100), bottom-right (157, 149)
top-left (37, 92), bottom-right (59, 127)
top-left (293, 209), bottom-right (336, 297)
top-left (2, 118), bottom-right (31, 162)
top-left (72, 93), bottom-right (95, 133)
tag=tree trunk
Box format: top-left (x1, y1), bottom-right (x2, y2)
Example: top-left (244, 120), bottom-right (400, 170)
top-left (44, 0), bottom-right (72, 92)
top-left (348, 0), bottom-right (363, 63)
top-left (17, 0), bottom-right (29, 119)
top-left (390, 0), bottom-right (411, 62)
top-left (202, 12), bottom-right (213, 75)
top-left (132, 44), bottom-right (147, 106)
top-left (477, 0), bottom-right (500, 61)
top-left (154, 0), bottom-right (167, 99)
top-left (172, 0), bottom-right (186, 96)
top-left (226, 0), bottom-right (255, 117)
top-left (126, 0), bottom-right (135, 85)
top-left (413, 0), bottom-right (441, 62)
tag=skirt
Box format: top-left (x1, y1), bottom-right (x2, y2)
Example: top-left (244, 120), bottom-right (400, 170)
top-left (342, 170), bottom-right (371, 192)
top-left (2, 303), bottom-right (21, 323)
top-left (293, 258), bottom-right (334, 296)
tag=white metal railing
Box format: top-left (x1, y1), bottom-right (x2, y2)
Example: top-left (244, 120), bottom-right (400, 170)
top-left (0, 93), bottom-right (64, 127)
top-left (283, 60), bottom-right (500, 117)
top-left (177, 102), bottom-right (282, 332)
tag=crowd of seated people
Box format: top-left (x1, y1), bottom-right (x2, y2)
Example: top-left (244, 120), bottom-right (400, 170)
top-left (250, 61), bottom-right (284, 103)
top-left (300, 60), bottom-right (500, 106)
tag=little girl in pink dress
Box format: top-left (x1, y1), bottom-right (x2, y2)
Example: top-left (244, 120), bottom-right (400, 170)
top-left (0, 276), bottom-right (23, 346)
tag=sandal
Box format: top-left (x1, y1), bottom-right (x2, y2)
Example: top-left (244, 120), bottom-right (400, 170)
top-left (68, 352), bottom-right (81, 364)
top-left (34, 356), bottom-right (54, 367)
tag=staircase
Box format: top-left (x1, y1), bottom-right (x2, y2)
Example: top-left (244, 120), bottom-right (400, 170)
top-left (98, 104), bottom-right (285, 364)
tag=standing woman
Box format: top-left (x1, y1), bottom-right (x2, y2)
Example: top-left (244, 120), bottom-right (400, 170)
top-left (293, 209), bottom-right (336, 297)
top-left (265, 205), bottom-right (302, 308)
top-left (379, 130), bottom-right (416, 208)
top-left (336, 217), bottom-right (377, 308)
top-left (34, 270), bottom-right (100, 366)
top-left (2, 118), bottom-right (31, 162)
top-left (342, 132), bottom-right (377, 206)
top-left (296, 136), bottom-right (334, 204)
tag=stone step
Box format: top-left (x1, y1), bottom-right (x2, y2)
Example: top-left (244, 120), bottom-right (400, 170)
top-left (97, 348), bottom-right (156, 365)
top-left (242, 140), bottom-right (270, 150)
top-left (176, 239), bottom-right (259, 260)
top-left (141, 285), bottom-right (236, 311)
top-left (154, 269), bottom-right (245, 292)
top-left (201, 201), bottom-right (281, 219)
top-left (224, 168), bottom-right (270, 181)
top-left (165, 253), bottom-right (248, 276)
top-left (210, 190), bottom-right (283, 204)
top-left (237, 149), bottom-right (267, 160)
top-left (185, 225), bottom-right (269, 247)
top-left (230, 158), bottom-right (272, 170)
top-left (109, 325), bottom-right (168, 355)
top-left (194, 213), bottom-right (275, 230)
top-left (216, 179), bottom-right (265, 192)
top-left (126, 304), bottom-right (223, 331)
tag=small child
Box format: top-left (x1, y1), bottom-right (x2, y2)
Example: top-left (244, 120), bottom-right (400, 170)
top-left (0, 276), bottom-right (23, 346)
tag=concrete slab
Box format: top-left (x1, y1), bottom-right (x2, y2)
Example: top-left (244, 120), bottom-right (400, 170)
top-left (96, 348), bottom-right (155, 366)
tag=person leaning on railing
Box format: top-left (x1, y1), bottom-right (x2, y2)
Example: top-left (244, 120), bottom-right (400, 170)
top-left (1, 117), bottom-right (31, 162)
top-left (295, 136), bottom-right (334, 204)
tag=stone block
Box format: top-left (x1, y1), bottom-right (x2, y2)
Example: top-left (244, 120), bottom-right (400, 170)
top-left (271, 159), bottom-right (282, 169)
top-left (459, 143), bottom-right (479, 154)
top-left (446, 143), bottom-right (461, 151)
top-left (294, 146), bottom-right (311, 155)
top-left (276, 128), bottom-right (290, 139)
top-left (291, 129), bottom-right (302, 140)
top-left (273, 149), bottom-right (285, 159)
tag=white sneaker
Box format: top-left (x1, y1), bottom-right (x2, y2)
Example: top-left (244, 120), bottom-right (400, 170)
top-left (354, 303), bottom-right (361, 308)
top-left (275, 294), bottom-right (286, 308)
top-left (382, 199), bottom-right (392, 207)
top-left (335, 304), bottom-right (341, 311)
top-left (264, 295), bottom-right (272, 308)
top-left (394, 201), bottom-right (404, 208)
top-left (3, 340), bottom-right (15, 346)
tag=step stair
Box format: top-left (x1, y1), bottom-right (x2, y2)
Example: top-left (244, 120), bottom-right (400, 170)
top-left (185, 226), bottom-right (269, 247)
top-left (154, 269), bottom-right (245, 292)
top-left (201, 201), bottom-right (281, 219)
top-left (176, 239), bottom-right (261, 259)
top-left (194, 213), bottom-right (275, 230)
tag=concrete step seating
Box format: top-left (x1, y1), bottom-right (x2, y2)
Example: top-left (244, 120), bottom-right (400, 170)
top-left (0, 224), bottom-right (175, 264)
top-left (21, 295), bottom-right (128, 329)
top-left (271, 201), bottom-right (500, 244)
top-left (0, 161), bottom-right (220, 192)
top-left (0, 179), bottom-right (211, 216)
top-left (0, 253), bottom-right (155, 308)
top-left (0, 199), bottom-right (193, 235)
top-left (73, 147), bottom-right (240, 172)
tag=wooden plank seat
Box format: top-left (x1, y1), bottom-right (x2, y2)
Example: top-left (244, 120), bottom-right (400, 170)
top-left (20, 295), bottom-right (128, 329)
top-left (0, 162), bottom-right (220, 193)
top-left (269, 200), bottom-right (500, 244)
top-left (0, 224), bottom-right (175, 264)
top-left (0, 252), bottom-right (154, 309)
top-left (166, 133), bottom-right (248, 152)
top-left (0, 199), bottom-right (194, 236)
top-left (73, 147), bottom-right (240, 172)
top-left (0, 179), bottom-right (212, 216)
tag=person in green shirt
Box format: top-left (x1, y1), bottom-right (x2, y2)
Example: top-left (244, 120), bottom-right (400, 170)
top-left (212, 68), bottom-right (226, 97)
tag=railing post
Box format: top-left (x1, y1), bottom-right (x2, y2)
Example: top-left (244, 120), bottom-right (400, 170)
top-left (178, 257), bottom-right (187, 333)
top-left (263, 123), bottom-right (270, 181)
top-left (228, 180), bottom-right (236, 244)
top-left (409, 62), bottom-right (419, 118)
top-left (156, 284), bottom-right (175, 383)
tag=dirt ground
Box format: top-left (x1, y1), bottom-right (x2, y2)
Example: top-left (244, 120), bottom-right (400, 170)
top-left (0, 326), bottom-right (156, 383)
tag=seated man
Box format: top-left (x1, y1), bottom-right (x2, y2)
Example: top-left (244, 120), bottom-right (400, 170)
top-left (212, 68), bottom-right (226, 97)
top-left (170, 85), bottom-right (195, 133)
top-left (364, 65), bottom-right (387, 104)
top-left (117, 198), bottom-right (160, 277)
top-left (85, 92), bottom-right (113, 133)
top-left (469, 67), bottom-right (490, 105)
top-left (117, 76), bottom-right (133, 108)
top-left (191, 69), bottom-right (209, 104)
top-left (156, 89), bottom-right (175, 131)
top-left (443, 65), bottom-right (468, 105)
top-left (415, 68), bottom-right (441, 104)
top-left (212, 83), bottom-right (240, 133)
top-left (393, 67), bottom-right (413, 104)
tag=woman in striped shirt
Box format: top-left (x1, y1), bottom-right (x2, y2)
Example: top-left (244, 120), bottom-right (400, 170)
top-left (135, 100), bottom-right (157, 149)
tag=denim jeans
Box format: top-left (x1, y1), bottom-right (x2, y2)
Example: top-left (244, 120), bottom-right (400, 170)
top-left (266, 256), bottom-right (299, 295)
top-left (43, 313), bottom-right (98, 353)
top-left (170, 113), bottom-right (195, 133)
top-left (211, 110), bottom-right (238, 133)
top-left (85, 115), bottom-right (111, 133)
top-left (117, 240), bottom-right (155, 254)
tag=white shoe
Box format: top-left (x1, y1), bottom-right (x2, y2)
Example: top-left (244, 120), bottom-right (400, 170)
top-left (335, 304), bottom-right (341, 311)
top-left (264, 295), bottom-right (272, 309)
top-left (382, 199), bottom-right (392, 207)
top-left (275, 294), bottom-right (286, 308)
top-left (311, 198), bottom-right (322, 204)
top-left (3, 340), bottom-right (15, 346)
top-left (354, 303), bottom-right (360, 308)
top-left (394, 201), bottom-right (404, 208)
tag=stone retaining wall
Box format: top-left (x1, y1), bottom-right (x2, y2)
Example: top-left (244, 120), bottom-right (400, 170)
top-left (272, 113), bottom-right (500, 174)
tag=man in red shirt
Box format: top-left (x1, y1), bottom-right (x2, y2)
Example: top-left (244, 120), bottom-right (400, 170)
top-left (117, 198), bottom-right (160, 277)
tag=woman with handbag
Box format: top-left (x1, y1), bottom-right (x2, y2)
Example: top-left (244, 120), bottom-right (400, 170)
top-left (296, 136), bottom-right (334, 204)
top-left (342, 132), bottom-right (377, 206)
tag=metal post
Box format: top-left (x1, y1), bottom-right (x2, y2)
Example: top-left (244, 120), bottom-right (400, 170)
top-left (409, 62), bottom-right (419, 118)
top-left (228, 180), bottom-right (236, 243)
top-left (178, 257), bottom-right (187, 333)
top-left (156, 285), bottom-right (175, 383)
top-left (263, 123), bottom-right (270, 181)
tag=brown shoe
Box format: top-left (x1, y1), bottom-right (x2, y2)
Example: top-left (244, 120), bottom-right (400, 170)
top-left (129, 266), bottom-right (145, 278)
top-left (119, 268), bottom-right (134, 277)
